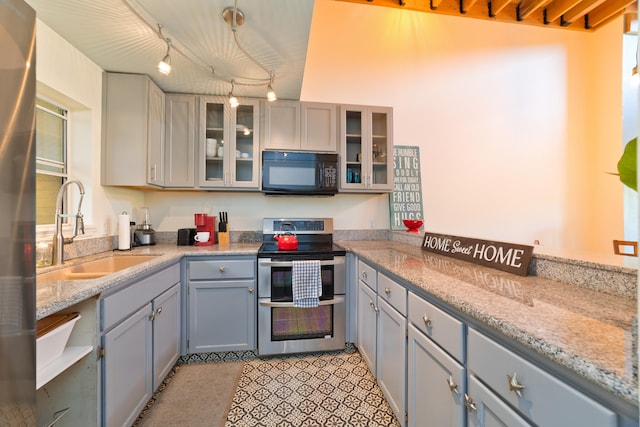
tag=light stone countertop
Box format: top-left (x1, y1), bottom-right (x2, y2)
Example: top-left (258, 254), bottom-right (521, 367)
top-left (337, 240), bottom-right (638, 407)
top-left (36, 243), bottom-right (261, 320)
top-left (37, 239), bottom-right (638, 408)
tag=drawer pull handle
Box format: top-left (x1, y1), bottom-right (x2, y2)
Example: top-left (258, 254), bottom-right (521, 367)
top-left (248, 287), bottom-right (254, 294)
top-left (507, 372), bottom-right (526, 397)
top-left (422, 315), bottom-right (432, 327)
top-left (384, 287), bottom-right (391, 295)
top-left (464, 394), bottom-right (477, 412)
top-left (219, 266), bottom-right (225, 273)
top-left (446, 376), bottom-right (459, 394)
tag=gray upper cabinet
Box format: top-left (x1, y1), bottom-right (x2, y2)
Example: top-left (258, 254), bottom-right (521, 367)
top-left (198, 96), bottom-right (260, 189)
top-left (262, 100), bottom-right (338, 152)
top-left (339, 105), bottom-right (393, 193)
top-left (300, 102), bottom-right (338, 151)
top-left (261, 99), bottom-right (301, 150)
top-left (102, 72), bottom-right (165, 187)
top-left (164, 94), bottom-right (196, 188)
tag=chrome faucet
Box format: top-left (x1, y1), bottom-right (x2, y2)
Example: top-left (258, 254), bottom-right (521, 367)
top-left (52, 180), bottom-right (85, 265)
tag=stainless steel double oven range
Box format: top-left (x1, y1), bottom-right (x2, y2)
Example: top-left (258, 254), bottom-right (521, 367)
top-left (257, 218), bottom-right (346, 356)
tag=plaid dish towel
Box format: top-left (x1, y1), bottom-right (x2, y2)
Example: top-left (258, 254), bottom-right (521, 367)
top-left (292, 260), bottom-right (322, 308)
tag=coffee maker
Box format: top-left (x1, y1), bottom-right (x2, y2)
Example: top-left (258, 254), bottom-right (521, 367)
top-left (194, 213), bottom-right (216, 246)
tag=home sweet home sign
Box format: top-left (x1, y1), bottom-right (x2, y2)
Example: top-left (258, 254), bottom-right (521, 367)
top-left (422, 232), bottom-right (534, 276)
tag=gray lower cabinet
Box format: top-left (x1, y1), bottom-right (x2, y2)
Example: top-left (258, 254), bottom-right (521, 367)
top-left (407, 323), bottom-right (465, 427)
top-left (186, 256), bottom-right (256, 353)
top-left (466, 374), bottom-right (531, 427)
top-left (100, 263), bottom-right (181, 427)
top-left (357, 280), bottom-right (377, 373)
top-left (467, 327), bottom-right (617, 427)
top-left (355, 259), bottom-right (407, 426)
top-left (377, 297), bottom-right (407, 425)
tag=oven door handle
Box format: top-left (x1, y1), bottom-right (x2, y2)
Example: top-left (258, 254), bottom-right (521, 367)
top-left (259, 295), bottom-right (345, 308)
top-left (259, 258), bottom-right (345, 268)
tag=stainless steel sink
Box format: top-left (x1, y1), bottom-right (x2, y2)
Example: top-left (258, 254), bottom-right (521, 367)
top-left (37, 255), bottom-right (159, 281)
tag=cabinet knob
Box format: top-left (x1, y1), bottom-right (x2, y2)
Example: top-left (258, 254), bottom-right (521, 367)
top-left (446, 376), bottom-right (459, 394)
top-left (156, 307), bottom-right (163, 316)
top-left (248, 287), bottom-right (254, 293)
top-left (464, 394), bottom-right (477, 412)
top-left (369, 300), bottom-right (375, 307)
top-left (149, 312), bottom-right (156, 321)
top-left (373, 306), bottom-right (379, 313)
top-left (384, 287), bottom-right (391, 295)
top-left (219, 266), bottom-right (225, 273)
top-left (507, 372), bottom-right (526, 397)
top-left (361, 271), bottom-right (367, 279)
top-left (422, 315), bottom-right (432, 327)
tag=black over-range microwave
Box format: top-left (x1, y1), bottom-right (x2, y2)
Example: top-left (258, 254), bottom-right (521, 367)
top-left (261, 151), bottom-right (339, 196)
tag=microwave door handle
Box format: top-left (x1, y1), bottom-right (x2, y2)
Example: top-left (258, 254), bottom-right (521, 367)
top-left (259, 258), bottom-right (345, 268)
top-left (259, 296), bottom-right (345, 308)
top-left (318, 163), bottom-right (323, 189)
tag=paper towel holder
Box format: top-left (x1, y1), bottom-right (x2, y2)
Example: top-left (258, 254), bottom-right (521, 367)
top-left (117, 211), bottom-right (132, 251)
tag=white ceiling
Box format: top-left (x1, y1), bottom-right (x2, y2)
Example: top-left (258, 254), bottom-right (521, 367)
top-left (25, 0), bottom-right (315, 100)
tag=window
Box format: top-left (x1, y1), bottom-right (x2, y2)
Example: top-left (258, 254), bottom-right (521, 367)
top-left (36, 98), bottom-right (67, 225)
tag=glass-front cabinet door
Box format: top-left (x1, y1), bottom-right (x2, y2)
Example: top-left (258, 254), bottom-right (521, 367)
top-left (339, 105), bottom-right (393, 192)
top-left (199, 96), bottom-right (260, 189)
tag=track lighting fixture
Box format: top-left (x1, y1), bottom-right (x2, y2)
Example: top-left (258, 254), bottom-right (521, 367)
top-left (125, 1), bottom-right (279, 99)
top-left (229, 81), bottom-right (239, 108)
top-left (157, 25), bottom-right (172, 75)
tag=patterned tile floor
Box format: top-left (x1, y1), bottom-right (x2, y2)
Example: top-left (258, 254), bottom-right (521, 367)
top-left (224, 347), bottom-right (401, 427)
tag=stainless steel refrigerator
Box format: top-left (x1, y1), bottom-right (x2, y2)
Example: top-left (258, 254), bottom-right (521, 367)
top-left (0, 0), bottom-right (37, 424)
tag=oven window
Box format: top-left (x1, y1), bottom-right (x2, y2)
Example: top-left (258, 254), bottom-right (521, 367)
top-left (271, 306), bottom-right (334, 341)
top-left (270, 266), bottom-right (334, 301)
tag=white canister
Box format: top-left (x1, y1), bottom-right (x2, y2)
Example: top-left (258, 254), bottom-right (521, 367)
top-left (206, 138), bottom-right (217, 157)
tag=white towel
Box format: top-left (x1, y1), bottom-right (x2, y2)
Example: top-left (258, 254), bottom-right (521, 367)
top-left (292, 260), bottom-right (322, 308)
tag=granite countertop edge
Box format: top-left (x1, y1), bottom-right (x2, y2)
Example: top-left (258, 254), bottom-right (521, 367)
top-left (36, 243), bottom-right (261, 319)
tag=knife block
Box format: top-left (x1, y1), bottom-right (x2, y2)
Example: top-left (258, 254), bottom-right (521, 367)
top-left (218, 231), bottom-right (230, 246)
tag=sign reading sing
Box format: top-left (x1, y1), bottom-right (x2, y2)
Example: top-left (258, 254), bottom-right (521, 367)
top-left (421, 232), bottom-right (534, 276)
top-left (389, 145), bottom-right (424, 230)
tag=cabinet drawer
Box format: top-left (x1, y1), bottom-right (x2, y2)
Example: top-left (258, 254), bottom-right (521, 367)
top-left (188, 258), bottom-right (255, 280)
top-left (467, 328), bottom-right (616, 427)
top-left (377, 273), bottom-right (406, 315)
top-left (408, 292), bottom-right (464, 362)
top-left (358, 260), bottom-right (377, 291)
top-left (102, 263), bottom-right (180, 332)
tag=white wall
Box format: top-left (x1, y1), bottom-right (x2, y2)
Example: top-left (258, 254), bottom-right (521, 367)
top-left (35, 19), bottom-right (143, 237)
top-left (301, 1), bottom-right (623, 253)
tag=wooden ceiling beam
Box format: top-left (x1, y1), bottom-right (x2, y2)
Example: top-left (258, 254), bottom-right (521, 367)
top-left (519, 0), bottom-right (551, 19)
top-left (490, 0), bottom-right (513, 15)
top-left (586, 0), bottom-right (637, 26)
top-left (544, 0), bottom-right (584, 22)
top-left (461, 0), bottom-right (480, 13)
top-left (333, 0), bottom-right (615, 30)
top-left (562, 0), bottom-right (607, 23)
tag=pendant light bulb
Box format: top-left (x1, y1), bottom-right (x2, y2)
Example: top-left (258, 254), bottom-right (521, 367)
top-left (158, 38), bottom-right (172, 75)
top-left (267, 75), bottom-right (277, 102)
top-left (229, 81), bottom-right (239, 108)
top-left (267, 84), bottom-right (277, 102)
